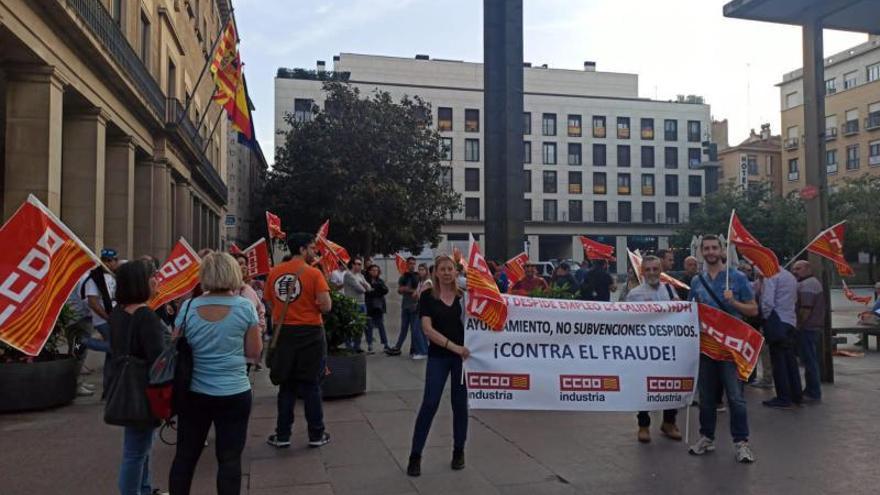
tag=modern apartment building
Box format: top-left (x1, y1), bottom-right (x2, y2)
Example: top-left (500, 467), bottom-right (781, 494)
top-left (0, 0), bottom-right (233, 260)
top-left (717, 122), bottom-right (783, 195)
top-left (276, 54), bottom-right (712, 272)
top-left (779, 35), bottom-right (880, 196)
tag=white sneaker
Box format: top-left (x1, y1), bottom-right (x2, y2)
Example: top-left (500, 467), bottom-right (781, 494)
top-left (411, 354), bottom-right (427, 360)
top-left (734, 441), bottom-right (756, 463)
top-left (76, 385), bottom-right (95, 397)
top-left (688, 436), bottom-right (716, 456)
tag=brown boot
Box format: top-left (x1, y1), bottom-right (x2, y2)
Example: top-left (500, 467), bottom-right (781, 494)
top-left (660, 422), bottom-right (682, 441)
top-left (637, 427), bottom-right (651, 443)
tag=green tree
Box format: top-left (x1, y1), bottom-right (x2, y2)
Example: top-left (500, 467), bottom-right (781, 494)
top-left (264, 82), bottom-right (461, 255)
top-left (673, 182), bottom-right (806, 261)
top-left (829, 175), bottom-right (880, 281)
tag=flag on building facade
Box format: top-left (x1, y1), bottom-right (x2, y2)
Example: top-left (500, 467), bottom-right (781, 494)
top-left (504, 252), bottom-right (529, 286)
top-left (208, 19), bottom-right (253, 141)
top-left (842, 280), bottom-right (872, 305)
top-left (241, 238), bottom-right (272, 278)
top-left (698, 303), bottom-right (764, 381)
top-left (148, 238), bottom-right (201, 310)
top-left (465, 234), bottom-right (508, 331)
top-left (0, 195), bottom-right (100, 356)
top-left (728, 211), bottom-right (781, 277)
top-left (266, 211), bottom-right (285, 240)
top-left (805, 221), bottom-right (854, 277)
top-left (395, 253), bottom-right (408, 275)
top-left (579, 236), bottom-right (615, 261)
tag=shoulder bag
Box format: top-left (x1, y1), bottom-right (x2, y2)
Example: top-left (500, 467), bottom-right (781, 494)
top-left (104, 307), bottom-right (155, 428)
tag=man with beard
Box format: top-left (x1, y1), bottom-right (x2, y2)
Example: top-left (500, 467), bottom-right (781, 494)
top-left (687, 235), bottom-right (758, 463)
top-left (625, 255), bottom-right (682, 443)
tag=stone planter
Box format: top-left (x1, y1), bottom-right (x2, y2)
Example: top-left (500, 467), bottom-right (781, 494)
top-left (322, 352), bottom-right (367, 398)
top-left (0, 356), bottom-right (79, 412)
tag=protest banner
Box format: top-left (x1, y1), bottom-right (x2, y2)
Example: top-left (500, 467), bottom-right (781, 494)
top-left (464, 295), bottom-right (699, 412)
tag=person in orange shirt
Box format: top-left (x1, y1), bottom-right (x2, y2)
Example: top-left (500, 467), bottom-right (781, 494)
top-left (265, 233), bottom-right (332, 449)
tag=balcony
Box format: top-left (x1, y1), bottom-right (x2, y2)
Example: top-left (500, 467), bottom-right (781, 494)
top-left (825, 127), bottom-right (838, 141)
top-left (784, 137), bottom-right (799, 150)
top-left (788, 171), bottom-right (800, 181)
top-left (866, 112), bottom-right (880, 131)
top-left (165, 98), bottom-right (228, 201)
top-left (641, 129), bottom-right (654, 140)
top-left (593, 127), bottom-right (606, 138)
top-left (843, 120), bottom-right (859, 136)
top-left (617, 128), bottom-right (631, 139)
top-left (870, 155), bottom-right (880, 166)
top-left (567, 126), bottom-right (582, 137)
top-left (846, 158), bottom-right (860, 170)
top-left (827, 163), bottom-right (838, 174)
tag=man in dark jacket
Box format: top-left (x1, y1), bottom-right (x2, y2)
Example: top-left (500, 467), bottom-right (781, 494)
top-left (551, 263), bottom-right (579, 296)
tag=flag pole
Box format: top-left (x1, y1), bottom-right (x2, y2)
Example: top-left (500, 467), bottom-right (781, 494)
top-left (178, 19), bottom-right (229, 125)
top-left (726, 210), bottom-right (734, 292)
top-left (201, 107), bottom-right (226, 155)
top-left (782, 220), bottom-right (844, 269)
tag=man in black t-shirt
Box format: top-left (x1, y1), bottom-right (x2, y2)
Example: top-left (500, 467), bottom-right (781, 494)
top-left (579, 260), bottom-right (616, 301)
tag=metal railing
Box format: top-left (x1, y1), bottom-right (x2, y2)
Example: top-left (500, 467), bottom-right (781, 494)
top-left (843, 120), bottom-right (859, 135)
top-left (784, 137), bottom-right (799, 150)
top-left (866, 112), bottom-right (880, 130)
top-left (825, 127), bottom-right (838, 140)
top-left (165, 98), bottom-right (228, 201)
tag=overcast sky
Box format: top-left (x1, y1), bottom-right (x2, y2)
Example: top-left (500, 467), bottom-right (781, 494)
top-left (234, 0), bottom-right (867, 164)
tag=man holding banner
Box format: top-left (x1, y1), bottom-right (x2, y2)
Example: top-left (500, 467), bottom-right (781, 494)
top-left (687, 235), bottom-right (758, 463)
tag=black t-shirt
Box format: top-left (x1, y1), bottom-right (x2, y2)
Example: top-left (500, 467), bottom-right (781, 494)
top-left (581, 269), bottom-right (614, 301)
top-left (418, 290), bottom-right (464, 358)
top-left (109, 306), bottom-right (166, 363)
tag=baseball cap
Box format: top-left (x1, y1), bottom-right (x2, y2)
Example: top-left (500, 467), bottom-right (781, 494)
top-left (100, 248), bottom-right (118, 260)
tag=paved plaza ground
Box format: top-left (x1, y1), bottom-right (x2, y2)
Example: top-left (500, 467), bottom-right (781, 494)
top-left (2, 288), bottom-right (880, 494)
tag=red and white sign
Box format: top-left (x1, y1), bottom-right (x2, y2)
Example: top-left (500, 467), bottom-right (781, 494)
top-left (646, 376), bottom-right (695, 392)
top-left (148, 238), bottom-right (201, 310)
top-left (241, 238), bottom-right (271, 278)
top-left (560, 375), bottom-right (620, 392)
top-left (467, 372), bottom-right (531, 390)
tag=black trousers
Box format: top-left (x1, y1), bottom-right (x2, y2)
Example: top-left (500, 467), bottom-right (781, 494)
top-left (637, 409), bottom-right (677, 427)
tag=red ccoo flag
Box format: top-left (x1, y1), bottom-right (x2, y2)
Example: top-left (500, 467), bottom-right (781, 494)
top-left (148, 238), bottom-right (201, 310)
top-left (317, 219), bottom-right (330, 240)
top-left (504, 252), bottom-right (529, 286)
top-left (395, 253), bottom-right (408, 275)
top-left (465, 234), bottom-right (508, 330)
top-left (842, 280), bottom-right (871, 305)
top-left (0, 195), bottom-right (100, 356)
top-left (805, 221), bottom-right (854, 277)
top-left (579, 236), bottom-right (615, 261)
top-left (228, 242), bottom-right (242, 255)
top-left (698, 303), bottom-right (764, 381)
top-left (315, 236), bottom-right (350, 275)
top-left (728, 211), bottom-right (780, 277)
top-left (266, 211), bottom-right (285, 240)
top-left (241, 238), bottom-right (272, 278)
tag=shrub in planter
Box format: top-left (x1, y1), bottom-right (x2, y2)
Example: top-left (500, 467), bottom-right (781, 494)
top-left (322, 291), bottom-right (368, 398)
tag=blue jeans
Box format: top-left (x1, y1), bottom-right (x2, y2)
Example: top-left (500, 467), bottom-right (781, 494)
top-left (698, 355), bottom-right (749, 442)
top-left (798, 329), bottom-right (822, 399)
top-left (118, 426), bottom-right (155, 495)
top-left (410, 354), bottom-right (468, 457)
top-left (367, 314), bottom-right (389, 349)
top-left (396, 308), bottom-right (428, 355)
top-left (275, 360), bottom-right (325, 442)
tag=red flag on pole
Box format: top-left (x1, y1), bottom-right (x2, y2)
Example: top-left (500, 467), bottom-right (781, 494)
top-left (728, 211), bottom-right (780, 277)
top-left (698, 303), bottom-right (764, 381)
top-left (228, 242), bottom-right (242, 255)
top-left (504, 252), bottom-right (529, 286)
top-left (242, 238), bottom-right (272, 278)
top-left (465, 234), bottom-right (508, 331)
top-left (579, 236), bottom-right (615, 261)
top-left (805, 221), bottom-right (854, 277)
top-left (395, 253), bottom-right (408, 275)
top-left (317, 219), bottom-right (330, 240)
top-left (315, 236), bottom-right (350, 275)
top-left (842, 280), bottom-right (872, 305)
top-left (0, 195), bottom-right (100, 356)
top-left (266, 211), bottom-right (285, 240)
top-left (148, 238), bottom-right (201, 310)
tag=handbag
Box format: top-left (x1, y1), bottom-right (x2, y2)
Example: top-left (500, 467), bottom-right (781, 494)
top-left (104, 307), bottom-right (155, 428)
top-left (147, 298), bottom-right (194, 422)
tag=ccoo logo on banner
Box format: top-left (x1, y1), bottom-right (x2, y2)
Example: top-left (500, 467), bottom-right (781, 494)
top-left (464, 295), bottom-right (700, 412)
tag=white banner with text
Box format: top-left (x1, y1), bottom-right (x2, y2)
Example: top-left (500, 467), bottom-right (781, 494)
top-left (464, 295), bottom-right (700, 411)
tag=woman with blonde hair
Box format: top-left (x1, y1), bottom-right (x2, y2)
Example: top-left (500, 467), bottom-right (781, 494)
top-left (169, 252), bottom-right (263, 495)
top-left (406, 255), bottom-right (470, 477)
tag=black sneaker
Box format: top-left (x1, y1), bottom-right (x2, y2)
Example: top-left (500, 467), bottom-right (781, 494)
top-left (406, 455), bottom-right (421, 477)
top-left (451, 449), bottom-right (465, 470)
top-left (308, 432), bottom-right (331, 448)
top-left (266, 434), bottom-right (291, 448)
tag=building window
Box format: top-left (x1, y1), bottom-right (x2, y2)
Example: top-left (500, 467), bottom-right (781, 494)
top-left (568, 114), bottom-right (582, 137)
top-left (641, 118), bottom-right (654, 140)
top-left (543, 171), bottom-right (557, 193)
top-left (167, 58), bottom-right (177, 98)
top-left (465, 139), bottom-right (480, 161)
top-left (666, 203), bottom-right (679, 224)
top-left (440, 138), bottom-right (453, 160)
top-left (139, 11), bottom-right (151, 65)
top-left (641, 146), bottom-right (655, 168)
top-left (569, 200), bottom-right (583, 222)
top-left (618, 145), bottom-right (631, 167)
top-left (825, 78), bottom-right (836, 94)
top-left (594, 201), bottom-right (607, 222)
top-left (846, 144), bottom-right (860, 170)
top-left (788, 158), bottom-right (799, 181)
top-left (619, 201), bottom-right (632, 223)
top-left (543, 143), bottom-right (557, 165)
top-left (785, 92), bottom-right (798, 109)
top-left (868, 63), bottom-right (880, 84)
top-left (688, 176), bottom-right (702, 197)
top-left (617, 117), bottom-right (631, 139)
top-left (687, 148), bottom-right (701, 167)
top-left (641, 174), bottom-right (655, 196)
top-left (593, 144), bottom-right (606, 166)
top-left (112, 0), bottom-right (123, 24)
top-left (844, 71), bottom-right (858, 90)
top-left (523, 141), bottom-right (531, 164)
top-left (523, 170), bottom-right (532, 193)
top-left (592, 116), bottom-right (606, 138)
top-left (826, 149), bottom-right (838, 174)
top-left (687, 120), bottom-right (701, 142)
top-left (689, 202), bottom-right (700, 219)
top-left (438, 107), bottom-right (453, 131)
top-left (617, 173), bottom-right (631, 195)
top-left (844, 109), bottom-right (859, 134)
top-left (524, 199), bottom-right (532, 221)
top-left (542, 113), bottom-right (557, 136)
top-left (440, 167), bottom-right (453, 190)
top-left (665, 175), bottom-right (678, 196)
top-left (465, 109), bottom-right (480, 132)
top-left (568, 171), bottom-right (582, 194)
top-left (593, 172), bottom-right (606, 194)
top-left (868, 103), bottom-right (880, 129)
top-left (642, 201), bottom-right (655, 223)
top-left (747, 155), bottom-right (759, 175)
top-left (523, 112), bottom-right (531, 135)
top-left (568, 143), bottom-right (582, 165)
top-left (465, 198), bottom-right (480, 220)
top-left (293, 98), bottom-right (312, 122)
top-left (664, 119), bottom-right (677, 141)
top-left (543, 200), bottom-right (558, 222)
top-left (870, 140), bottom-right (880, 166)
top-left (465, 168), bottom-right (480, 191)
top-left (664, 147), bottom-right (678, 169)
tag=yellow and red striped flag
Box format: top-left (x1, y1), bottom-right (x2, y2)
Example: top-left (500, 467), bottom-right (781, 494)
top-left (0, 195), bottom-right (100, 356)
top-left (504, 252), bottom-right (529, 285)
top-left (728, 211), bottom-right (780, 277)
top-left (209, 19), bottom-right (252, 141)
top-left (805, 221), bottom-right (854, 277)
top-left (698, 303), bottom-right (764, 381)
top-left (465, 234), bottom-right (508, 330)
top-left (148, 238), bottom-right (201, 310)
top-left (842, 280), bottom-right (871, 305)
top-left (266, 211), bottom-right (285, 240)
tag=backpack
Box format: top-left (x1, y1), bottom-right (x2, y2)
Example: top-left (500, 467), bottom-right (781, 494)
top-left (146, 298), bottom-right (195, 440)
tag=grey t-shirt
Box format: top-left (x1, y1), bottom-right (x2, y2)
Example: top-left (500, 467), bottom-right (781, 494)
top-left (343, 271), bottom-right (368, 304)
top-left (399, 272), bottom-right (419, 311)
top-left (797, 276), bottom-right (826, 331)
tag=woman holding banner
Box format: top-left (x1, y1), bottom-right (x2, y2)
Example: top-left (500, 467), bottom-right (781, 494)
top-left (407, 255), bottom-right (470, 477)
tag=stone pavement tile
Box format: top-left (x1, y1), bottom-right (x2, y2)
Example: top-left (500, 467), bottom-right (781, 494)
top-left (248, 483), bottom-right (334, 495)
top-left (248, 455), bottom-right (328, 489)
top-left (408, 469), bottom-right (501, 495)
top-left (326, 462), bottom-right (416, 495)
top-left (322, 398), bottom-right (369, 423)
top-left (368, 410), bottom-right (453, 450)
top-left (350, 390), bottom-right (411, 413)
top-left (470, 450), bottom-right (556, 486)
top-left (496, 480), bottom-right (582, 495)
top-left (318, 420), bottom-right (397, 468)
